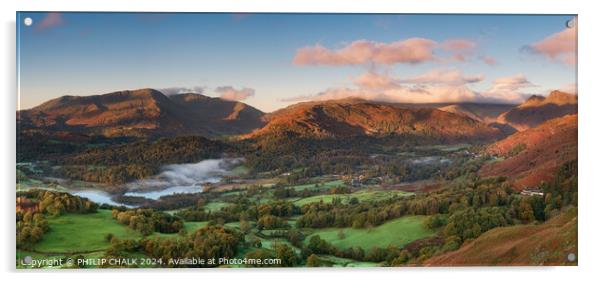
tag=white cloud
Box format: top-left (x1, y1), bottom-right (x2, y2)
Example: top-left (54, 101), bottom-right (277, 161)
top-left (159, 86), bottom-right (205, 96)
top-left (286, 70), bottom-right (535, 104)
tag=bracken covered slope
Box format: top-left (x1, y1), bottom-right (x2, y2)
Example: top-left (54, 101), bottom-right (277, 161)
top-left (424, 209), bottom-right (577, 266)
top-left (247, 99), bottom-right (506, 143)
top-left (480, 114), bottom-right (577, 189)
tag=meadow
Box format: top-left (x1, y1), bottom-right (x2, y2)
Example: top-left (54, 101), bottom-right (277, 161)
top-left (292, 189), bottom-right (413, 206)
top-left (303, 216), bottom-right (433, 251)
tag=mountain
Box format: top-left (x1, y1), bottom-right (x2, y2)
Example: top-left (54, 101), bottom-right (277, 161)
top-left (247, 99), bottom-right (506, 142)
top-left (480, 114), bottom-right (577, 189)
top-left (437, 103), bottom-right (516, 124)
top-left (424, 209), bottom-right (577, 266)
top-left (496, 91), bottom-right (577, 131)
top-left (17, 88), bottom-right (265, 137)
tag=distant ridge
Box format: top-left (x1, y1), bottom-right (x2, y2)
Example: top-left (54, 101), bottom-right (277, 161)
top-left (496, 91), bottom-right (577, 131)
top-left (17, 88), bottom-right (266, 137)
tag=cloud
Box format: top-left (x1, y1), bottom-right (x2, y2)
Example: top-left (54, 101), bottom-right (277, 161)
top-left (298, 85), bottom-right (480, 104)
top-left (353, 71), bottom-right (401, 90)
top-left (293, 38), bottom-right (437, 66)
top-left (439, 39), bottom-right (477, 52)
top-left (159, 86), bottom-right (205, 96)
top-left (216, 86), bottom-right (255, 101)
top-left (528, 18), bottom-right (577, 65)
top-left (479, 55), bottom-right (497, 66)
top-left (479, 74), bottom-right (536, 102)
top-left (36, 12), bottom-right (64, 31)
top-left (399, 69), bottom-right (484, 85)
top-left (487, 74), bottom-right (536, 92)
top-left (280, 95), bottom-right (317, 103)
top-left (293, 38), bottom-right (479, 66)
top-left (285, 70), bottom-right (529, 104)
top-left (558, 83), bottom-right (577, 95)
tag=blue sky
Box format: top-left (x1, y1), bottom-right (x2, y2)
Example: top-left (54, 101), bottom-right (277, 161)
top-left (17, 13), bottom-right (576, 112)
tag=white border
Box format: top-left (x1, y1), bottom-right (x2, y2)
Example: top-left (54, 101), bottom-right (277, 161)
top-left (2, 1), bottom-right (600, 280)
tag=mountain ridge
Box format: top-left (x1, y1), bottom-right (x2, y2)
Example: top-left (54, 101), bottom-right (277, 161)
top-left (247, 100), bottom-right (507, 142)
top-left (496, 91), bottom-right (577, 131)
top-left (17, 88), bottom-right (266, 137)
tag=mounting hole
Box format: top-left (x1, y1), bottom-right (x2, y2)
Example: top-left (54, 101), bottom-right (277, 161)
top-left (567, 253), bottom-right (576, 262)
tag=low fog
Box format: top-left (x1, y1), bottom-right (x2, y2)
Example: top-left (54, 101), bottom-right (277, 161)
top-left (127, 158), bottom-right (242, 191)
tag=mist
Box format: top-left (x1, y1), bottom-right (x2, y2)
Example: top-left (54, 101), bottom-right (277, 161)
top-left (124, 158), bottom-right (242, 199)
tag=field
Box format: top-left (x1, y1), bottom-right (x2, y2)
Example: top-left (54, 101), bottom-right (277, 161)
top-left (304, 216), bottom-right (433, 251)
top-left (292, 189), bottom-right (413, 206)
top-left (289, 180), bottom-right (345, 192)
top-left (33, 210), bottom-right (141, 253)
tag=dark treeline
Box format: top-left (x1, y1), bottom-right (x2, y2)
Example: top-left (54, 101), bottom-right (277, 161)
top-left (55, 136), bottom-right (230, 184)
top-left (65, 136), bottom-right (229, 166)
top-left (240, 132), bottom-right (473, 174)
top-left (16, 131), bottom-right (133, 162)
top-left (176, 198), bottom-right (300, 226)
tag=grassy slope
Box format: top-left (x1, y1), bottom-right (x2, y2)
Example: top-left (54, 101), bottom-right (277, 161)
top-left (293, 190), bottom-right (413, 206)
top-left (290, 180), bottom-right (345, 192)
top-left (425, 209), bottom-right (577, 266)
top-left (305, 216), bottom-right (433, 251)
top-left (34, 210), bottom-right (141, 253)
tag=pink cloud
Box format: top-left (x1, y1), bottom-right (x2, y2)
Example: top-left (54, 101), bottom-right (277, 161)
top-left (479, 55), bottom-right (497, 66)
top-left (293, 38), bottom-right (438, 66)
top-left (293, 38), bottom-right (482, 66)
top-left (439, 39), bottom-right (477, 51)
top-left (400, 69), bottom-right (484, 85)
top-left (36, 12), bottom-right (64, 31)
top-left (216, 86), bottom-right (255, 101)
top-left (480, 74), bottom-right (537, 102)
top-left (530, 19), bottom-right (577, 65)
top-left (295, 84), bottom-right (480, 104)
top-left (558, 83), bottom-right (577, 95)
top-left (353, 71), bottom-right (401, 90)
top-left (285, 70), bottom-right (529, 104)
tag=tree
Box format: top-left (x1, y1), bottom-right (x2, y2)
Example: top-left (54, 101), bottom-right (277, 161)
top-left (275, 244), bottom-right (297, 267)
top-left (306, 254), bottom-right (322, 267)
top-left (240, 219), bottom-right (251, 234)
top-left (518, 199), bottom-right (535, 223)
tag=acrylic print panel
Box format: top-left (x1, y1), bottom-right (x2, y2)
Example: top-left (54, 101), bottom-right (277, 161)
top-left (16, 12), bottom-right (577, 268)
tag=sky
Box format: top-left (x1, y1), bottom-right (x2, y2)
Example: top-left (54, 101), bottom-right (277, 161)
top-left (17, 13), bottom-right (577, 112)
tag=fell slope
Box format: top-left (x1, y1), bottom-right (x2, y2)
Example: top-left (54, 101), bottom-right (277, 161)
top-left (249, 100), bottom-right (506, 142)
top-left (424, 209), bottom-right (577, 266)
top-left (17, 89), bottom-right (265, 137)
top-left (480, 114), bottom-right (577, 189)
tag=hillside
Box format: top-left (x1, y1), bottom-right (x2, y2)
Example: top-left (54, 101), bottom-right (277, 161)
top-left (17, 88), bottom-right (266, 137)
top-left (248, 100), bottom-right (506, 142)
top-left (496, 91), bottom-right (577, 131)
top-left (424, 209), bottom-right (577, 266)
top-left (438, 103), bottom-right (515, 124)
top-left (480, 114), bottom-right (577, 189)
